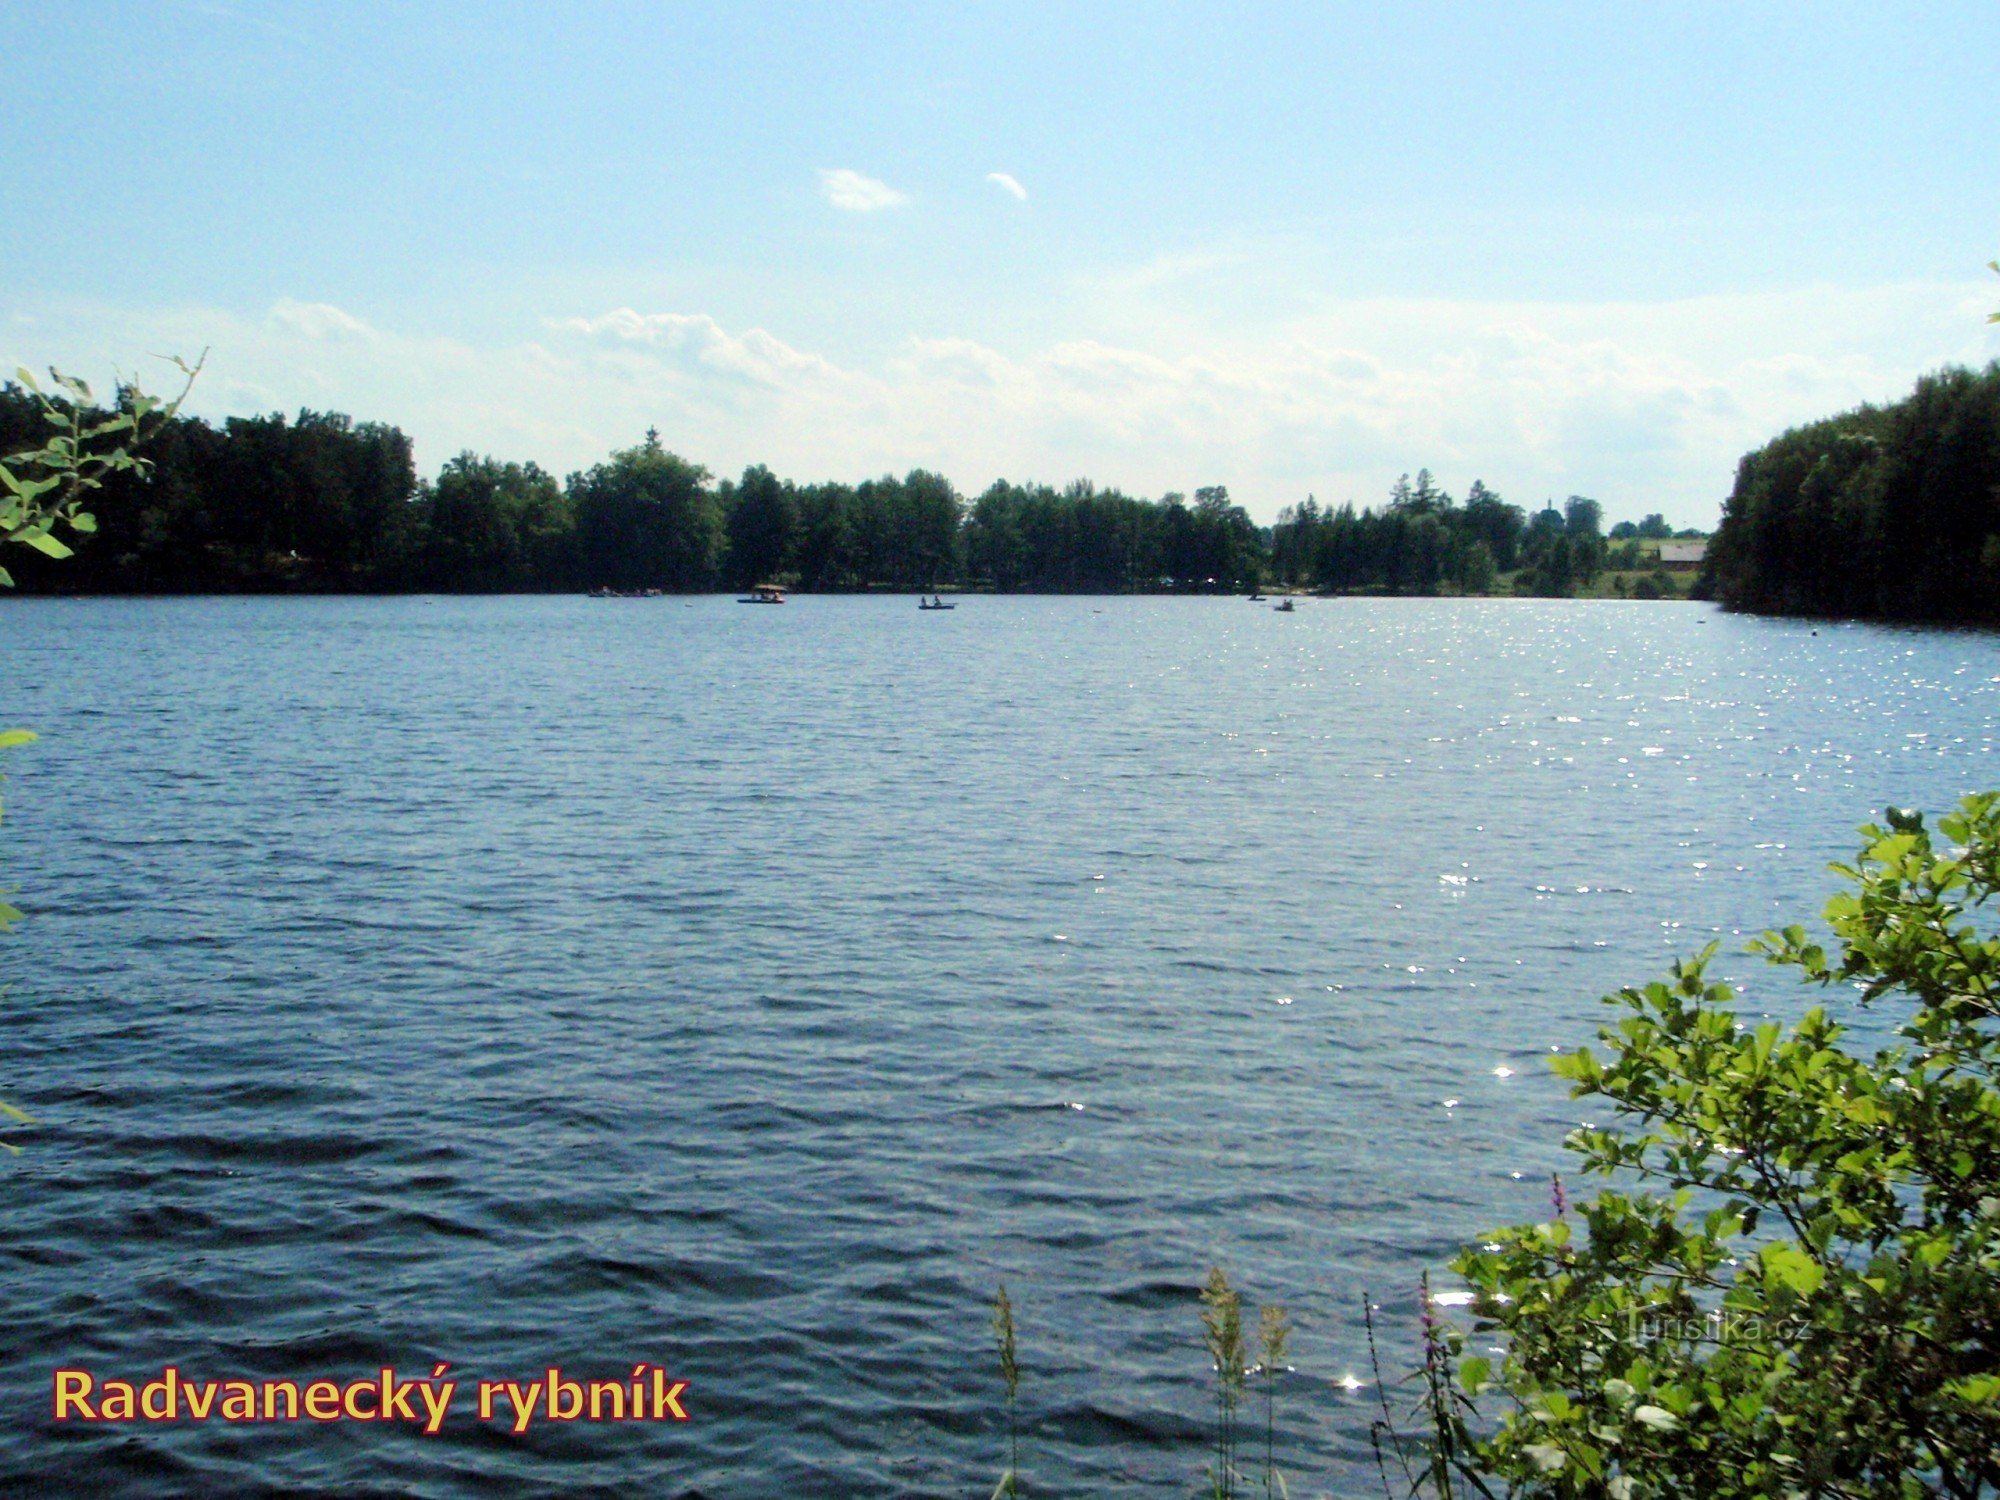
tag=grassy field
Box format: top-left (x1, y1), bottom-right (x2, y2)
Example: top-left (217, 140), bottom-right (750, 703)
top-left (1578, 565), bottom-right (1701, 599)
top-left (1483, 567), bottom-right (1700, 599)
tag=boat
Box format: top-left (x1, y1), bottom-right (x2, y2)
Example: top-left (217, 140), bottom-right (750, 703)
top-left (1247, 591), bottom-right (1266, 601)
top-left (1273, 598), bottom-right (1295, 612)
top-left (918, 593), bottom-right (956, 610)
top-left (738, 584), bottom-right (787, 604)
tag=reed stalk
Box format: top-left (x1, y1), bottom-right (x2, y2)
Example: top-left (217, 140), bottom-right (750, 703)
top-left (1201, 1267), bottom-right (1246, 1499)
top-left (992, 1283), bottom-right (1020, 1498)
top-left (1256, 1301), bottom-right (1291, 1500)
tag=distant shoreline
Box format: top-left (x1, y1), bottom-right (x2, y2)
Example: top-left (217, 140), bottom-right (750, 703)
top-left (0, 586), bottom-right (1710, 602)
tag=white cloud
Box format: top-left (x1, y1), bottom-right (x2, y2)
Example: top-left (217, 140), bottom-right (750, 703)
top-left (530, 286), bottom-right (2000, 524)
top-left (818, 168), bottom-right (908, 213)
top-left (548, 309), bottom-right (850, 388)
top-left (986, 171), bottom-right (1028, 202)
top-left (268, 298), bottom-right (375, 341)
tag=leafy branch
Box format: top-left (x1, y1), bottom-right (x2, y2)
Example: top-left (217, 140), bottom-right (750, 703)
top-left (1, 350), bottom-right (205, 586)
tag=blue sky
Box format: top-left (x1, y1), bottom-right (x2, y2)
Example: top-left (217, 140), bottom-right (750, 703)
top-left (5, 1), bottom-right (1997, 525)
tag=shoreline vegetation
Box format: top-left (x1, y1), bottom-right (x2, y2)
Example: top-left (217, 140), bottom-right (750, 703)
top-left (9, 355), bottom-right (1997, 615)
top-left (1, 381), bottom-right (1702, 602)
top-left (1701, 361), bottom-right (2000, 626)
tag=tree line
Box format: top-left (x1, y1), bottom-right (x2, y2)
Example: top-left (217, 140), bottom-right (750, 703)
top-left (0, 382), bottom-right (1684, 596)
top-left (1703, 361), bottom-right (2000, 624)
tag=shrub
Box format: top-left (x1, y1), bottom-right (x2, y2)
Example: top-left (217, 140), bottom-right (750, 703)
top-left (1447, 794), bottom-right (2000, 1498)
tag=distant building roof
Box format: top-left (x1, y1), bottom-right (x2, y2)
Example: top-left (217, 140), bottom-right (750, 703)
top-left (1659, 540), bottom-right (1707, 564)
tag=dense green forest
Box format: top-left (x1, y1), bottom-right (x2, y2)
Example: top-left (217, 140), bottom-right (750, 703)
top-left (1265, 478), bottom-right (1694, 597)
top-left (1703, 361), bottom-right (2000, 624)
top-left (0, 383), bottom-right (1687, 596)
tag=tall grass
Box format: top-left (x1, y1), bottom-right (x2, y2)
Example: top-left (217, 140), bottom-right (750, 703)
top-left (978, 1270), bottom-right (1344, 1498)
top-left (1200, 1267), bottom-right (1247, 1498)
top-left (1365, 1281), bottom-right (1493, 1500)
top-left (1255, 1301), bottom-right (1292, 1500)
top-left (992, 1283), bottom-right (1021, 1498)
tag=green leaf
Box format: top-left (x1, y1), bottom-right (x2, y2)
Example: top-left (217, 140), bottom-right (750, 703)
top-left (1947, 1373), bottom-right (2000, 1404)
top-left (10, 473), bottom-right (61, 504)
top-left (16, 529), bottom-right (73, 559)
top-left (0, 730), bottom-right (37, 748)
top-left (1760, 1242), bottom-right (1825, 1296)
top-left (1632, 1405), bottom-right (1679, 1431)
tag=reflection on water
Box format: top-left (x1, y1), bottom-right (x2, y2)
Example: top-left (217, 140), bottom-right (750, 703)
top-left (1, 595), bottom-right (1994, 1495)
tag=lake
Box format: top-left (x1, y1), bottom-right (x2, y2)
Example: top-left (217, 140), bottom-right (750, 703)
top-left (1, 594), bottom-right (1995, 1497)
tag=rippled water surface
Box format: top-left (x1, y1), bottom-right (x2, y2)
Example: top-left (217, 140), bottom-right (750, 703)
top-left (2, 595), bottom-right (1996, 1497)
